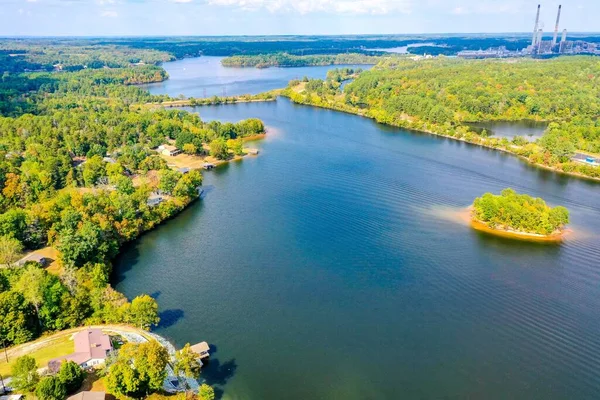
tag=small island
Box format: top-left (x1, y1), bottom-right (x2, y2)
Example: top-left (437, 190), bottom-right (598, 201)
top-left (471, 188), bottom-right (570, 242)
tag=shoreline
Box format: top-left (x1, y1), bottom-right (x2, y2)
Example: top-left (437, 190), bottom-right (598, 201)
top-left (279, 93), bottom-right (600, 184)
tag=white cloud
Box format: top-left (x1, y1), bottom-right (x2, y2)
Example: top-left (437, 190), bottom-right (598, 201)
top-left (171, 0), bottom-right (194, 3)
top-left (100, 9), bottom-right (118, 16)
top-left (452, 6), bottom-right (468, 15)
top-left (206, 0), bottom-right (412, 14)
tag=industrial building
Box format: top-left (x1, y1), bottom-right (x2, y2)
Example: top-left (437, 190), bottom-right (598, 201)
top-left (458, 4), bottom-right (599, 59)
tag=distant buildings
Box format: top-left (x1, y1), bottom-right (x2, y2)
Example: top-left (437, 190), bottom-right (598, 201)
top-left (458, 5), bottom-right (600, 59)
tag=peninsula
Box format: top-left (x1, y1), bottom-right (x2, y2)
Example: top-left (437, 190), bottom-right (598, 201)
top-left (471, 188), bottom-right (570, 241)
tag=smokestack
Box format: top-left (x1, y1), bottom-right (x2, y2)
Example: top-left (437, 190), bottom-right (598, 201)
top-left (552, 5), bottom-right (562, 46)
top-left (532, 4), bottom-right (541, 46)
top-left (561, 29), bottom-right (567, 42)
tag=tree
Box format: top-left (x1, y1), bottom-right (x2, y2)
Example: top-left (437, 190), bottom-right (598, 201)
top-left (0, 235), bottom-right (23, 266)
top-left (158, 169), bottom-right (181, 195)
top-left (209, 138), bottom-right (229, 160)
top-left (227, 139), bottom-right (244, 156)
top-left (82, 155), bottom-right (106, 187)
top-left (35, 376), bottom-right (66, 400)
top-left (174, 343), bottom-right (201, 378)
top-left (199, 384), bottom-right (215, 400)
top-left (182, 143), bottom-right (197, 155)
top-left (10, 355), bottom-right (39, 391)
top-left (107, 341), bottom-right (169, 399)
top-left (129, 294), bottom-right (160, 330)
top-left (0, 291), bottom-right (38, 345)
top-left (16, 265), bottom-right (46, 321)
top-left (107, 360), bottom-right (142, 399)
top-left (58, 360), bottom-right (85, 394)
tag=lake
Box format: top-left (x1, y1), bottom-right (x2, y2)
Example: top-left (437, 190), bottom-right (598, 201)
top-left (140, 56), bottom-right (371, 98)
top-left (114, 59), bottom-right (600, 399)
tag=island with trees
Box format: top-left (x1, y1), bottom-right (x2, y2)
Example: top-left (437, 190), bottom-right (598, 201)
top-left (470, 188), bottom-right (570, 241)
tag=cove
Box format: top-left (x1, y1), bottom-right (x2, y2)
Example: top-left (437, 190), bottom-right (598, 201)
top-left (114, 60), bottom-right (600, 400)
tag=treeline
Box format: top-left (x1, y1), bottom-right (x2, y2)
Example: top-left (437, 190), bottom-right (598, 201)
top-left (221, 53), bottom-right (381, 68)
top-left (1, 263), bottom-right (161, 345)
top-left (0, 42), bottom-right (173, 72)
top-left (1, 66), bottom-right (168, 116)
top-left (473, 188), bottom-right (569, 235)
top-left (284, 56), bottom-right (600, 179)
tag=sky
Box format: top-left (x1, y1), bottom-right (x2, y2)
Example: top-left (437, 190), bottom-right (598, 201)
top-left (0, 0), bottom-right (598, 36)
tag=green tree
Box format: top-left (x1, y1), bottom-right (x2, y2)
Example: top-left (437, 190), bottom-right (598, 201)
top-left (174, 343), bottom-right (201, 378)
top-left (182, 143), bottom-right (198, 155)
top-left (10, 355), bottom-right (39, 391)
top-left (108, 341), bottom-right (169, 398)
top-left (35, 376), bottom-right (67, 400)
top-left (58, 360), bottom-right (85, 394)
top-left (158, 169), bottom-right (182, 195)
top-left (209, 138), bottom-right (229, 160)
top-left (199, 384), bottom-right (215, 400)
top-left (82, 155), bottom-right (107, 187)
top-left (16, 265), bottom-right (46, 321)
top-left (0, 291), bottom-right (38, 345)
top-left (0, 235), bottom-right (23, 266)
top-left (129, 294), bottom-right (160, 330)
top-left (106, 360), bottom-right (142, 399)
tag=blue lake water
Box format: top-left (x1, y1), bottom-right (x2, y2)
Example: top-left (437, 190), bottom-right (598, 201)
top-left (140, 56), bottom-right (370, 98)
top-left (114, 59), bottom-right (600, 400)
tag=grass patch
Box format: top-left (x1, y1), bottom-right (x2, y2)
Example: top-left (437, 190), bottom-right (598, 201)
top-left (0, 335), bottom-right (73, 377)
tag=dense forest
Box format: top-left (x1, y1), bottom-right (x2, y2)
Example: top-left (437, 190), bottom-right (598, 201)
top-left (4, 35), bottom-right (600, 74)
top-left (284, 56), bottom-right (600, 179)
top-left (472, 188), bottom-right (569, 235)
top-left (221, 53), bottom-right (381, 68)
top-left (0, 45), bottom-right (264, 354)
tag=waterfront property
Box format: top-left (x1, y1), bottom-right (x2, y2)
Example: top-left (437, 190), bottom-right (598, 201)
top-left (48, 329), bottom-right (113, 370)
top-left (159, 144), bottom-right (182, 157)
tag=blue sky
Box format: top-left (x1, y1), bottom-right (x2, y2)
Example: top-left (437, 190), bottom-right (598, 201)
top-left (0, 0), bottom-right (597, 36)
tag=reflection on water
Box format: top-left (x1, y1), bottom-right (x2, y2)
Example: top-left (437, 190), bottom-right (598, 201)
top-left (467, 120), bottom-right (548, 141)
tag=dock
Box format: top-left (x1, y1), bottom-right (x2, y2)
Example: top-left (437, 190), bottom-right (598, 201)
top-left (202, 163), bottom-right (216, 170)
top-left (190, 341), bottom-right (210, 360)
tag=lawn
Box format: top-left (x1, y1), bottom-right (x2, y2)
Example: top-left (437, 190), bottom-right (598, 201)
top-left (0, 334), bottom-right (74, 377)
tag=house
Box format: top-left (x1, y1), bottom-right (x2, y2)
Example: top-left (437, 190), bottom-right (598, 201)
top-left (67, 392), bottom-right (105, 400)
top-left (159, 145), bottom-right (182, 157)
top-left (147, 195), bottom-right (164, 207)
top-left (49, 329), bottom-right (113, 370)
top-left (102, 157), bottom-right (117, 164)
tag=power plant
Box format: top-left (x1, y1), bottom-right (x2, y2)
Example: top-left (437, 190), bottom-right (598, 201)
top-left (458, 4), bottom-right (600, 59)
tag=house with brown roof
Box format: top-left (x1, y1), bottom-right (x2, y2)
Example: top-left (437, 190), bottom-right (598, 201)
top-left (49, 329), bottom-right (113, 370)
top-left (67, 392), bottom-right (105, 400)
